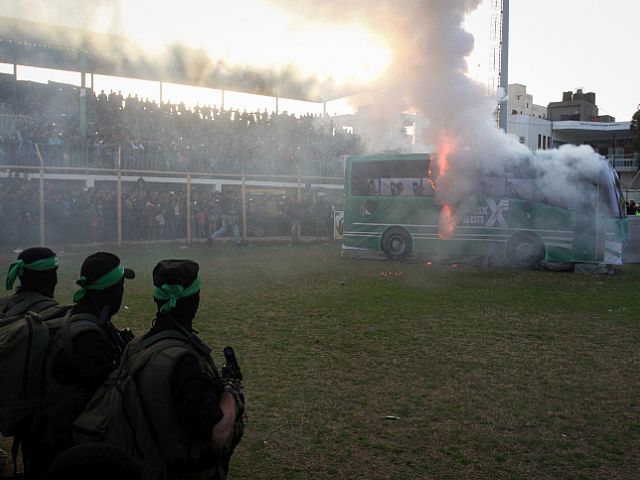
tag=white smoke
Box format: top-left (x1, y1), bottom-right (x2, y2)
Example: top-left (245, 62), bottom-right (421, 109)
top-left (5, 0), bottom-right (610, 205)
top-left (275, 0), bottom-right (610, 218)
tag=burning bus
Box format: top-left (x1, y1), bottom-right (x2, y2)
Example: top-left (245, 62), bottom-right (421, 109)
top-left (341, 152), bottom-right (627, 267)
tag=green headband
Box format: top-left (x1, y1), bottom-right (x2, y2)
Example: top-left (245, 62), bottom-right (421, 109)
top-left (154, 277), bottom-right (201, 313)
top-left (6, 256), bottom-right (59, 290)
top-left (73, 264), bottom-right (125, 303)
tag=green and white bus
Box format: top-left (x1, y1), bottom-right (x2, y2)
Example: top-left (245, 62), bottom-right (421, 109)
top-left (342, 153), bottom-right (627, 267)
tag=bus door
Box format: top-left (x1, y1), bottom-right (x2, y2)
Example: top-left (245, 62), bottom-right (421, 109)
top-left (572, 180), bottom-right (601, 262)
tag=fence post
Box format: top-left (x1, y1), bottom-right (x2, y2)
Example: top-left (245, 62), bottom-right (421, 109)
top-left (186, 174), bottom-right (192, 243)
top-left (117, 145), bottom-right (122, 246)
top-left (35, 144), bottom-right (45, 245)
top-left (241, 174), bottom-right (247, 241)
top-left (297, 175), bottom-right (302, 201)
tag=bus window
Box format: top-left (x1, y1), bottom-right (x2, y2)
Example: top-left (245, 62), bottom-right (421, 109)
top-left (600, 170), bottom-right (623, 217)
top-left (380, 178), bottom-right (418, 196)
top-left (351, 159), bottom-right (429, 196)
top-left (367, 179), bottom-right (380, 195)
top-left (419, 178), bottom-right (436, 196)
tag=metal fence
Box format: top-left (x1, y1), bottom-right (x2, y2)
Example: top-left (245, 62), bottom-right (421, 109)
top-left (0, 145), bottom-right (344, 247)
top-left (0, 140), bottom-right (345, 178)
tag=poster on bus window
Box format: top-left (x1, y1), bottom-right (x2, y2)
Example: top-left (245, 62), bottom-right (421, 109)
top-left (334, 210), bottom-right (344, 240)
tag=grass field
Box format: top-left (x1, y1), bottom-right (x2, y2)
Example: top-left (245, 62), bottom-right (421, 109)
top-left (2, 242), bottom-right (640, 479)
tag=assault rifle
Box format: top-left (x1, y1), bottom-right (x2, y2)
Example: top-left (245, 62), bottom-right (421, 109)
top-left (222, 346), bottom-right (243, 382)
top-left (220, 346), bottom-right (245, 462)
top-left (221, 346), bottom-right (245, 411)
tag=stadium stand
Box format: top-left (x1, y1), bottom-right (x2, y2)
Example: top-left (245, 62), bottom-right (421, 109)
top-left (0, 74), bottom-right (361, 176)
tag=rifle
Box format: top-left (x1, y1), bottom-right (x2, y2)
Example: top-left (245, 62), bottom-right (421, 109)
top-left (221, 346), bottom-right (245, 411)
top-left (221, 346), bottom-right (243, 382)
top-left (219, 346), bottom-right (245, 464)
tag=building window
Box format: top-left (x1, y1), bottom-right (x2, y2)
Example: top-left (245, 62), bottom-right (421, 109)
top-left (538, 134), bottom-right (542, 149)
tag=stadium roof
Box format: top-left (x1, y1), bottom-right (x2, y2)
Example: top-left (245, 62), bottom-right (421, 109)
top-left (0, 16), bottom-right (351, 102)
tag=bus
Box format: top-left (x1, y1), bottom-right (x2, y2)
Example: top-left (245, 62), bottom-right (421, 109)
top-left (342, 153), bottom-right (627, 267)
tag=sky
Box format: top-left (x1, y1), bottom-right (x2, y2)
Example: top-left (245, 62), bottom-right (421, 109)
top-left (1, 0), bottom-right (639, 121)
top-left (465, 0), bottom-right (640, 122)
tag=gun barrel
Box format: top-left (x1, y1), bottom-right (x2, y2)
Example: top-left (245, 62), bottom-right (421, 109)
top-left (223, 346), bottom-right (243, 381)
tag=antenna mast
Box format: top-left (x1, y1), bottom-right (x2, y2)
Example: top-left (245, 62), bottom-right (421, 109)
top-left (488, 0), bottom-right (509, 130)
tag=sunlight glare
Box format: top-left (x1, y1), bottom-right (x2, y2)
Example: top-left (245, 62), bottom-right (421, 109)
top-left (117, 0), bottom-right (392, 87)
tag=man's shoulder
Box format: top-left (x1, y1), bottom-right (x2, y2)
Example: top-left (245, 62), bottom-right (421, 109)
top-left (0, 291), bottom-right (58, 316)
top-left (136, 326), bottom-right (214, 368)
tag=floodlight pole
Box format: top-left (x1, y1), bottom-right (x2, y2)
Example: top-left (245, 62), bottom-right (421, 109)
top-left (35, 144), bottom-right (45, 245)
top-left (117, 146), bottom-right (123, 246)
top-left (498, 0), bottom-right (510, 131)
top-left (79, 53), bottom-right (87, 138)
top-left (186, 174), bottom-right (192, 244)
top-left (241, 174), bottom-right (247, 241)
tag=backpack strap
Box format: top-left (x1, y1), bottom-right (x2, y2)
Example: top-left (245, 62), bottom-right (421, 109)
top-left (38, 303), bottom-right (74, 322)
top-left (59, 310), bottom-right (94, 358)
top-left (132, 322), bottom-right (212, 357)
top-left (11, 436), bottom-right (20, 477)
top-left (124, 330), bottom-right (201, 378)
top-left (2, 293), bottom-right (57, 317)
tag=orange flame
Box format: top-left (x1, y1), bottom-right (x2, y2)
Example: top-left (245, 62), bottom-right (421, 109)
top-left (437, 134), bottom-right (454, 178)
top-left (436, 133), bottom-right (457, 239)
top-left (438, 204), bottom-right (456, 240)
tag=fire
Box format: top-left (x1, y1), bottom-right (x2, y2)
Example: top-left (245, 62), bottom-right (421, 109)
top-left (437, 134), bottom-right (454, 178)
top-left (435, 133), bottom-right (457, 240)
top-left (438, 204), bottom-right (456, 240)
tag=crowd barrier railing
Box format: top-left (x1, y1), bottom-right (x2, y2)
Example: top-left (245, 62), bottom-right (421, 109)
top-left (0, 145), bottom-right (344, 248)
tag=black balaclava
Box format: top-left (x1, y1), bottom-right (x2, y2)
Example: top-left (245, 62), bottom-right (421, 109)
top-left (73, 252), bottom-right (134, 318)
top-left (152, 259), bottom-right (200, 331)
top-left (15, 247), bottom-right (58, 298)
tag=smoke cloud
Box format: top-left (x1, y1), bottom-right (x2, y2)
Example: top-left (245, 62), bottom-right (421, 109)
top-left (275, 0), bottom-right (613, 226)
top-left (3, 0), bottom-right (613, 212)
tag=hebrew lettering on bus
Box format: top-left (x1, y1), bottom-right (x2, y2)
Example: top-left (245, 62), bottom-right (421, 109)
top-left (460, 200), bottom-right (510, 227)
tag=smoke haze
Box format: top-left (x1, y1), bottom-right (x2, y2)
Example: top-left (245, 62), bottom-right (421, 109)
top-left (280, 0), bottom-right (613, 223)
top-left (3, 0), bottom-right (612, 212)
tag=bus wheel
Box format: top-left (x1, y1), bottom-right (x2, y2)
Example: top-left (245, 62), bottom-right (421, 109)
top-left (508, 233), bottom-right (544, 269)
top-left (382, 228), bottom-right (412, 260)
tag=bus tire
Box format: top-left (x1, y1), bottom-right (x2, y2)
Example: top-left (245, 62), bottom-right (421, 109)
top-left (508, 233), bottom-right (545, 269)
top-left (381, 228), bottom-right (412, 260)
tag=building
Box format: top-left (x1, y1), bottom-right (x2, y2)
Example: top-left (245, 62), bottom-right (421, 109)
top-left (507, 114), bottom-right (552, 151)
top-left (506, 84), bottom-right (551, 151)
top-left (507, 84), bottom-right (547, 119)
top-left (552, 120), bottom-right (638, 189)
top-left (547, 89), bottom-right (609, 122)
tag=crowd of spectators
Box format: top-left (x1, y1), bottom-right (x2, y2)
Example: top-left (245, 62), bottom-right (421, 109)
top-left (0, 175), bottom-right (338, 246)
top-left (0, 74), bottom-right (362, 176)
